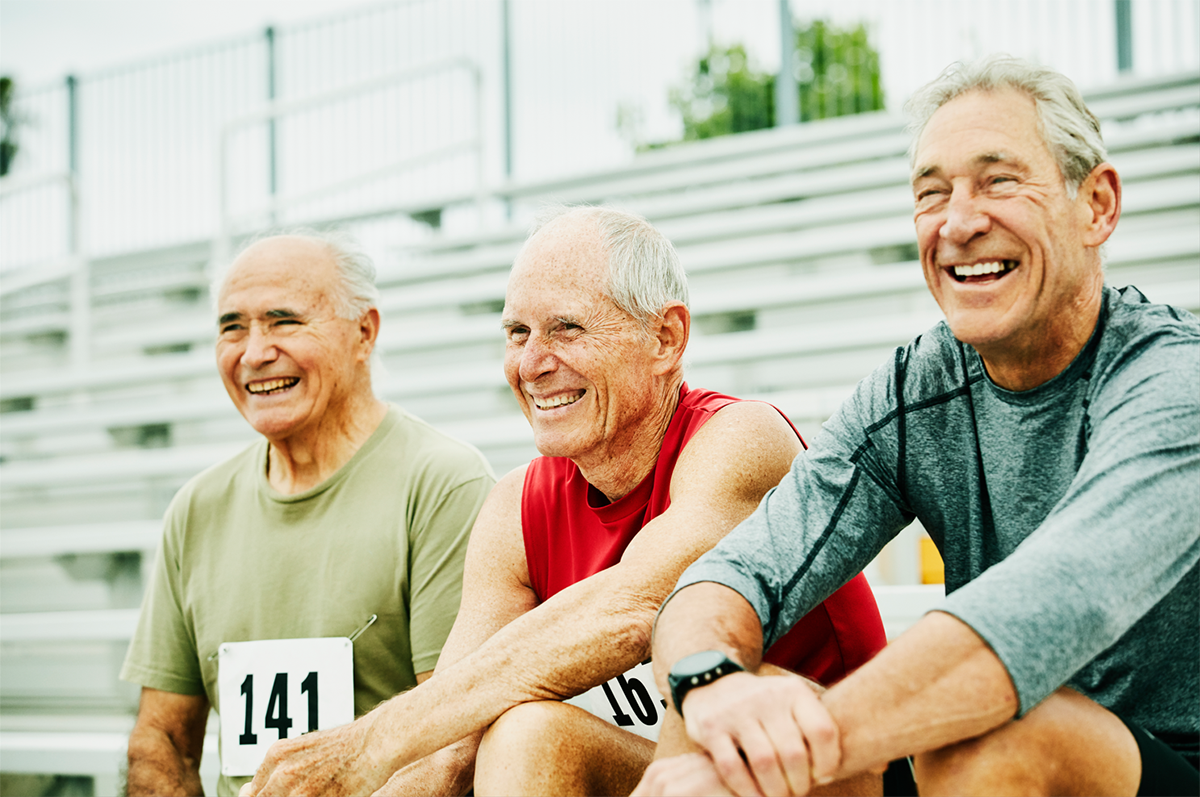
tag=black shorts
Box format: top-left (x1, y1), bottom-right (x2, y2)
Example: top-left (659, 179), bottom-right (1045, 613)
top-left (1121, 719), bottom-right (1200, 797)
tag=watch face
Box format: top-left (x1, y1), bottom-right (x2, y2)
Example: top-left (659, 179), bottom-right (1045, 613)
top-left (675, 649), bottom-right (731, 678)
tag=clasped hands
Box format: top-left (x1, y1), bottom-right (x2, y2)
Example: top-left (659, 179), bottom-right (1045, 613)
top-left (635, 673), bottom-right (843, 797)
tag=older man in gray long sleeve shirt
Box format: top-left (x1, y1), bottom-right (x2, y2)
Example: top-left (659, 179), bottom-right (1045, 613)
top-left (636, 56), bottom-right (1198, 797)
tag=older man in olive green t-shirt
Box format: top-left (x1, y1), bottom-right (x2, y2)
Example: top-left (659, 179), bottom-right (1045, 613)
top-left (119, 232), bottom-right (494, 796)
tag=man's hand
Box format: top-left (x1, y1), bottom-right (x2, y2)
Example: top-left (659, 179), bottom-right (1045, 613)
top-left (635, 753), bottom-right (735, 797)
top-left (238, 718), bottom-right (389, 797)
top-left (680, 673), bottom-right (840, 797)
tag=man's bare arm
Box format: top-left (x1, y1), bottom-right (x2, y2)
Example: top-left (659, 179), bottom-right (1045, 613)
top-left (243, 401), bottom-right (801, 796)
top-left (126, 688), bottom-right (209, 797)
top-left (242, 466), bottom-right (539, 797)
top-left (821, 610), bottom-right (1017, 777)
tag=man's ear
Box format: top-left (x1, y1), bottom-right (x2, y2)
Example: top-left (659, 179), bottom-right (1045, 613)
top-left (1078, 162), bottom-right (1121, 248)
top-left (651, 302), bottom-right (690, 374)
top-left (357, 307), bottom-right (382, 361)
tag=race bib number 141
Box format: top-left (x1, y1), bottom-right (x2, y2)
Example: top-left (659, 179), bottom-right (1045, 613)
top-left (217, 637), bottom-right (355, 776)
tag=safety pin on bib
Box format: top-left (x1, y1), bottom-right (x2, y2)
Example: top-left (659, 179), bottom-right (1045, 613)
top-left (206, 613), bottom-right (377, 661)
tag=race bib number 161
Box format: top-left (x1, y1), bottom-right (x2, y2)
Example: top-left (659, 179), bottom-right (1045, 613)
top-left (217, 637), bottom-right (355, 776)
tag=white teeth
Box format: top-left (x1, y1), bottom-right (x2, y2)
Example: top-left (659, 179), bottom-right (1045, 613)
top-left (533, 392), bottom-right (582, 410)
top-left (953, 260), bottom-right (1016, 277)
top-left (247, 377), bottom-right (298, 394)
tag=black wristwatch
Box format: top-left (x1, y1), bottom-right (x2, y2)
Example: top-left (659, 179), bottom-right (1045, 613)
top-left (667, 650), bottom-right (745, 717)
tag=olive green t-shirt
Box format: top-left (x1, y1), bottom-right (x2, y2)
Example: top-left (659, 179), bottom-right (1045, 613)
top-left (120, 405), bottom-right (495, 794)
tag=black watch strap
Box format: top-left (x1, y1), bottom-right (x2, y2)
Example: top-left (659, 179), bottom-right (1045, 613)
top-left (667, 650), bottom-right (744, 717)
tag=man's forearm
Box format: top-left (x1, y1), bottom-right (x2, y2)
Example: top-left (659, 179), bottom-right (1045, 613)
top-left (650, 582), bottom-right (766, 704)
top-left (126, 729), bottom-right (205, 797)
top-left (821, 610), bottom-right (1019, 778)
top-left (360, 572), bottom-right (659, 774)
top-left (374, 734), bottom-right (481, 796)
top-left (648, 586), bottom-right (1021, 788)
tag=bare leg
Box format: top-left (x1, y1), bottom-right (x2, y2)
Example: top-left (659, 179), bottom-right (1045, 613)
top-left (915, 686), bottom-right (1140, 796)
top-left (476, 700), bottom-right (656, 797)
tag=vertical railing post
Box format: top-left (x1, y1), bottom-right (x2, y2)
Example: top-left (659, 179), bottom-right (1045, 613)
top-left (66, 74), bottom-right (80, 256)
top-left (265, 26), bottom-right (279, 223)
top-left (214, 125), bottom-right (231, 279)
top-left (474, 65), bottom-right (486, 226)
top-left (65, 73), bottom-right (89, 373)
top-left (500, 0), bottom-right (513, 219)
top-left (775, 0), bottom-right (798, 127)
top-left (1115, 0), bottom-right (1134, 74)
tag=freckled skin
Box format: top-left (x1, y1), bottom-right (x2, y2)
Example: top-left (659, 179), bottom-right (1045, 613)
top-left (501, 214), bottom-right (680, 501)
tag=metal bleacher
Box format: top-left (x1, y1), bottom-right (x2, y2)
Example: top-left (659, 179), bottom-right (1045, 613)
top-left (1, 70), bottom-right (1197, 791)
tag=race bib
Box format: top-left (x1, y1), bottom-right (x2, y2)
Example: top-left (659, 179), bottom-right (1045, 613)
top-left (566, 659), bottom-right (667, 741)
top-left (216, 637), bottom-right (354, 776)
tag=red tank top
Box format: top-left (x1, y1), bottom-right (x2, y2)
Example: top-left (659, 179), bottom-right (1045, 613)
top-left (522, 383), bottom-right (886, 685)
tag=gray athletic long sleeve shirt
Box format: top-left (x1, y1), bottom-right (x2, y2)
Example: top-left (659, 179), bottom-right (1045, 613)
top-left (678, 286), bottom-right (1199, 744)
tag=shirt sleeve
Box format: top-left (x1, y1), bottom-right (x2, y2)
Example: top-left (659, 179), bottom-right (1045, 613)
top-left (675, 358), bottom-right (914, 648)
top-left (938, 326), bottom-right (1200, 716)
top-left (407, 471), bottom-right (495, 674)
top-left (119, 491), bottom-right (205, 695)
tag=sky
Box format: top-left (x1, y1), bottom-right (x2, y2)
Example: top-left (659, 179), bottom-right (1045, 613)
top-left (1, 0), bottom-right (363, 87)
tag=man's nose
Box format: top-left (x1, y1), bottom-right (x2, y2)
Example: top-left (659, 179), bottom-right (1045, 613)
top-left (518, 334), bottom-right (557, 383)
top-left (242, 325), bottom-right (279, 367)
top-left (939, 187), bottom-right (991, 245)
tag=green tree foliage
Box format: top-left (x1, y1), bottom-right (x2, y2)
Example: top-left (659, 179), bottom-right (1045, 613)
top-left (662, 18), bottom-right (884, 145)
top-left (669, 44), bottom-right (775, 142)
top-left (794, 19), bottom-right (884, 121)
top-left (0, 76), bottom-right (19, 176)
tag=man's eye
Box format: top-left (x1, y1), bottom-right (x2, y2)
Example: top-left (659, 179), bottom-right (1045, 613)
top-left (507, 328), bottom-right (529, 342)
top-left (220, 324), bottom-right (244, 334)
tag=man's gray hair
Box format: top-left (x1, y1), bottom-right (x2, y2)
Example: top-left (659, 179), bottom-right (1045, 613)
top-left (213, 227), bottom-right (380, 319)
top-left (529, 205), bottom-right (690, 329)
top-left (905, 55), bottom-right (1107, 197)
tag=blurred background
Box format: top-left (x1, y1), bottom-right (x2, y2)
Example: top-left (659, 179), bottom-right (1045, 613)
top-left (1, 1), bottom-right (1197, 793)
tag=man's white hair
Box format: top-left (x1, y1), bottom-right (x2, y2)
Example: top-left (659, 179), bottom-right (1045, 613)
top-left (905, 54), bottom-right (1108, 197)
top-left (211, 227), bottom-right (380, 319)
top-left (526, 205), bottom-right (690, 330)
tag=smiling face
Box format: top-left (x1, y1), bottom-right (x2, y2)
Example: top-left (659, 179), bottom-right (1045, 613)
top-left (216, 236), bottom-right (374, 445)
top-left (501, 215), bottom-right (671, 472)
top-left (912, 87), bottom-right (1106, 381)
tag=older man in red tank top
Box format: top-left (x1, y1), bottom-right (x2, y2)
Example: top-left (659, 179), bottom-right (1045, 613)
top-left (241, 206), bottom-right (886, 797)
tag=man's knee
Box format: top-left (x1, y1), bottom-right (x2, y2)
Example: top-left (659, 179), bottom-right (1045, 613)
top-left (477, 700), bottom-right (654, 797)
top-left (479, 700), bottom-right (575, 762)
top-left (914, 688), bottom-right (1140, 796)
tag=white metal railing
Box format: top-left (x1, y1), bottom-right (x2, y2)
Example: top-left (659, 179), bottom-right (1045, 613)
top-left (214, 57), bottom-right (485, 269)
top-left (0, 171), bottom-right (92, 368)
top-left (0, 170), bottom-right (81, 274)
